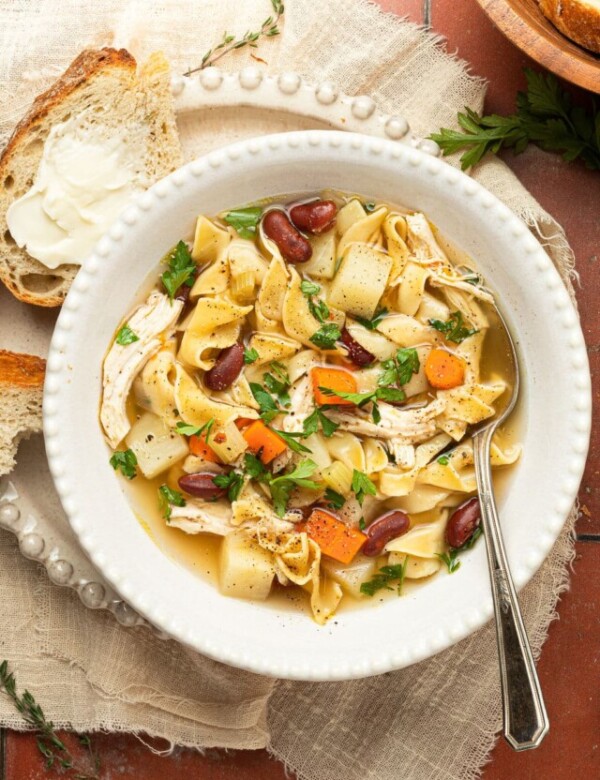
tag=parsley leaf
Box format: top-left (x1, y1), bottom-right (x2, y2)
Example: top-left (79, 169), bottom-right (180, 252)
top-left (161, 241), bottom-right (196, 300)
top-left (223, 206), bottom-right (263, 240)
top-left (263, 362), bottom-right (291, 407)
top-left (358, 516), bottom-right (366, 531)
top-left (115, 324), bottom-right (139, 346)
top-left (249, 382), bottom-right (281, 423)
top-left (318, 386), bottom-right (405, 407)
top-left (351, 469), bottom-right (376, 505)
top-left (176, 418), bottom-right (214, 439)
top-left (158, 484), bottom-right (186, 521)
top-left (429, 311), bottom-right (479, 343)
top-left (243, 347), bottom-right (259, 364)
top-left (213, 470), bottom-right (245, 502)
top-left (271, 429), bottom-right (312, 455)
top-left (269, 460), bottom-right (320, 517)
top-left (324, 488), bottom-right (346, 510)
top-left (243, 452), bottom-right (270, 482)
top-left (375, 387), bottom-right (407, 403)
top-left (429, 68), bottom-right (600, 171)
top-left (301, 279), bottom-right (330, 323)
top-left (109, 449), bottom-right (137, 479)
top-left (360, 560), bottom-right (409, 597)
top-left (355, 307), bottom-right (388, 331)
top-left (302, 407), bottom-right (339, 438)
top-left (378, 348), bottom-right (420, 388)
top-left (309, 323), bottom-right (342, 350)
top-left (436, 550), bottom-right (461, 574)
top-left (437, 454), bottom-right (450, 466)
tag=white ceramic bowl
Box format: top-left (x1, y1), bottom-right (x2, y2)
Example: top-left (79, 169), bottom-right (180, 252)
top-left (44, 131), bottom-right (591, 681)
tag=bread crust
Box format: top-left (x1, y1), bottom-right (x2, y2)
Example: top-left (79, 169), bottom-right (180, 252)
top-left (0, 350), bottom-right (46, 389)
top-left (0, 48), bottom-right (136, 307)
top-left (538, 0), bottom-right (600, 53)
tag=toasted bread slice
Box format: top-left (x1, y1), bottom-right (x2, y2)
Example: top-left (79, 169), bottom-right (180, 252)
top-left (0, 48), bottom-right (183, 307)
top-left (538, 0), bottom-right (600, 53)
top-left (0, 350), bottom-right (46, 476)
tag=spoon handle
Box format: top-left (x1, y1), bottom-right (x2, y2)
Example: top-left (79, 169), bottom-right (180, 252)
top-left (473, 427), bottom-right (549, 751)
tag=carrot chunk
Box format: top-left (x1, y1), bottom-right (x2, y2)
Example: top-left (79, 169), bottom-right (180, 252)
top-left (234, 417), bottom-right (255, 430)
top-left (425, 348), bottom-right (465, 390)
top-left (243, 420), bottom-right (287, 464)
top-left (189, 434), bottom-right (220, 463)
top-left (305, 508), bottom-right (366, 564)
top-left (311, 367), bottom-right (357, 406)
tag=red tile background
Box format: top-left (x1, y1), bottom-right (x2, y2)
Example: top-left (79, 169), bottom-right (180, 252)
top-left (2, 0), bottom-right (599, 777)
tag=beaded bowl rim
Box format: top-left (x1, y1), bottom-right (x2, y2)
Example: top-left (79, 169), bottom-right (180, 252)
top-left (43, 130), bottom-right (591, 680)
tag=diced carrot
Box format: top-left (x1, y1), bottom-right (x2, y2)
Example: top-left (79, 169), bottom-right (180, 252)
top-left (242, 420), bottom-right (287, 464)
top-left (305, 508), bottom-right (366, 564)
top-left (235, 417), bottom-right (254, 430)
top-left (425, 348), bottom-right (465, 390)
top-left (189, 434), bottom-right (220, 462)
top-left (311, 367), bottom-right (357, 406)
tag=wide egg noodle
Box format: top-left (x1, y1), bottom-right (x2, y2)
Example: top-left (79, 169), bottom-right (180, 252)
top-left (133, 340), bottom-right (178, 426)
top-left (282, 267), bottom-right (344, 348)
top-left (337, 203), bottom-right (387, 257)
top-left (382, 213), bottom-right (410, 283)
top-left (191, 214), bottom-right (231, 264)
top-left (178, 295), bottom-right (252, 370)
top-left (174, 364), bottom-right (258, 428)
top-left (257, 254), bottom-right (289, 321)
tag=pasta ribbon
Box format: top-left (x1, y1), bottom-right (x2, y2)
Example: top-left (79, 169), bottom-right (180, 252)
top-left (179, 295), bottom-right (252, 369)
top-left (174, 365), bottom-right (258, 428)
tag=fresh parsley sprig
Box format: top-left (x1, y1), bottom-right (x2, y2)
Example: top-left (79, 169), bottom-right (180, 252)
top-left (309, 323), bottom-right (342, 350)
top-left (263, 361), bottom-right (291, 407)
top-left (158, 485), bottom-right (186, 521)
top-left (436, 525), bottom-right (484, 573)
top-left (378, 347), bottom-right (420, 388)
top-left (0, 660), bottom-right (100, 778)
top-left (109, 449), bottom-right (137, 480)
top-left (429, 69), bottom-right (600, 171)
top-left (351, 469), bottom-right (376, 505)
top-left (223, 206), bottom-right (263, 240)
top-left (324, 487), bottom-right (346, 510)
top-left (213, 470), bottom-right (245, 502)
top-left (302, 406), bottom-right (339, 438)
top-left (318, 385), bottom-right (406, 408)
top-left (161, 241), bottom-right (196, 301)
top-left (243, 347), bottom-right (259, 364)
top-left (115, 324), bottom-right (139, 346)
top-left (184, 0), bottom-right (285, 76)
top-left (355, 307), bottom-right (388, 331)
top-left (360, 560), bottom-right (409, 597)
top-left (429, 311), bottom-right (478, 344)
top-left (270, 428), bottom-right (312, 455)
top-left (176, 418), bottom-right (215, 440)
top-left (269, 459), bottom-right (321, 517)
top-left (301, 279), bottom-right (330, 324)
top-left (249, 382), bottom-right (284, 423)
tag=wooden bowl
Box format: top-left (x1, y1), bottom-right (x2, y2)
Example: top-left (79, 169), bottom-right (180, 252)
top-left (475, 0), bottom-right (600, 93)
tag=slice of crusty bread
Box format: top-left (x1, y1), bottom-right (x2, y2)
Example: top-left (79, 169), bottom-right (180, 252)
top-left (0, 47), bottom-right (183, 308)
top-left (538, 0), bottom-right (600, 53)
top-left (0, 350), bottom-right (46, 476)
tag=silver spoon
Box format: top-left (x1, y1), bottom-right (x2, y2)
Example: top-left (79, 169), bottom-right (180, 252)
top-left (471, 304), bottom-right (549, 751)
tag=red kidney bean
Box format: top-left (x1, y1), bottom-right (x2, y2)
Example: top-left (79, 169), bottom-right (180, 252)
top-left (289, 200), bottom-right (338, 234)
top-left (445, 497), bottom-right (481, 548)
top-left (178, 472), bottom-right (226, 500)
top-left (204, 343), bottom-right (244, 391)
top-left (262, 209), bottom-right (312, 264)
top-left (362, 510), bottom-right (410, 557)
top-left (340, 327), bottom-right (375, 367)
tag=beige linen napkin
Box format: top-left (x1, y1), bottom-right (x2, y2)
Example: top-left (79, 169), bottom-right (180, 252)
top-left (0, 1), bottom-right (578, 778)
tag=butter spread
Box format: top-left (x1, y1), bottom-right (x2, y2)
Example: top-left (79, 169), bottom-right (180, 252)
top-left (6, 116), bottom-right (143, 269)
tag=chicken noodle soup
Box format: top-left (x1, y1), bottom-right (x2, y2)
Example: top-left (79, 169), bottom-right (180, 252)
top-left (101, 193), bottom-right (521, 624)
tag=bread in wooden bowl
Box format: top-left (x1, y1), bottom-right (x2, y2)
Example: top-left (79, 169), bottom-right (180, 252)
top-left (538, 0), bottom-right (600, 53)
top-left (0, 48), bottom-right (183, 308)
top-left (0, 350), bottom-right (46, 476)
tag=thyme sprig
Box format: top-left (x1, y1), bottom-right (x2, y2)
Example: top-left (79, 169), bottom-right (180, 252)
top-left (184, 1), bottom-right (284, 76)
top-left (0, 660), bottom-right (100, 779)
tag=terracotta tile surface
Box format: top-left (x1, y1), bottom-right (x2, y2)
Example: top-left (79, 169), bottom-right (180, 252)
top-left (2, 0), bottom-right (599, 778)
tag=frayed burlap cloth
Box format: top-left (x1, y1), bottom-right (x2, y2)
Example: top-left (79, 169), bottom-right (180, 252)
top-left (0, 1), bottom-right (579, 778)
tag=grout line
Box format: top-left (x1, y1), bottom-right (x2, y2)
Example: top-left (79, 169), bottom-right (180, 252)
top-left (576, 534), bottom-right (600, 542)
top-left (423, 0), bottom-right (431, 29)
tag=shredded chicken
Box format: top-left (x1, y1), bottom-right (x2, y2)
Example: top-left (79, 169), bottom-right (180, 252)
top-left (101, 291), bottom-right (183, 447)
top-left (282, 375), bottom-right (313, 433)
top-left (329, 399), bottom-right (445, 444)
top-left (169, 499), bottom-right (233, 536)
top-left (388, 440), bottom-right (416, 469)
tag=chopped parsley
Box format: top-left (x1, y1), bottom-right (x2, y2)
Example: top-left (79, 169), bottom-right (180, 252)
top-left (243, 452), bottom-right (270, 482)
top-left (436, 525), bottom-right (484, 573)
top-left (269, 459), bottom-right (321, 517)
top-left (351, 469), bottom-right (376, 505)
top-left (324, 488), bottom-right (346, 510)
top-left (360, 560), bottom-right (409, 597)
top-left (263, 362), bottom-right (291, 407)
top-left (437, 454), bottom-right (450, 466)
top-left (249, 382), bottom-right (282, 423)
top-left (302, 407), bottom-right (339, 438)
top-left (115, 324), bottom-right (139, 346)
top-left (355, 307), bottom-right (388, 331)
top-left (378, 347), bottom-right (420, 388)
top-left (223, 206), bottom-right (262, 240)
top-left (109, 449), bottom-right (137, 480)
top-left (158, 484), bottom-right (186, 521)
top-left (358, 517), bottom-right (366, 531)
top-left (161, 241), bottom-right (196, 301)
top-left (429, 311), bottom-right (479, 344)
top-left (176, 418), bottom-right (214, 439)
top-left (318, 385), bottom-right (406, 407)
top-left (270, 429), bottom-right (312, 455)
top-left (301, 279), bottom-right (330, 323)
top-left (243, 347), bottom-right (259, 364)
top-left (213, 470), bottom-right (245, 502)
top-left (309, 323), bottom-right (342, 350)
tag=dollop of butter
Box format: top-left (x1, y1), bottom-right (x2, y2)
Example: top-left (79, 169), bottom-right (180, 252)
top-left (6, 116), bottom-right (143, 269)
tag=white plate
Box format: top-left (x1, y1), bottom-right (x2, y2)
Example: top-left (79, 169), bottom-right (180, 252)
top-left (42, 130), bottom-right (591, 680)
